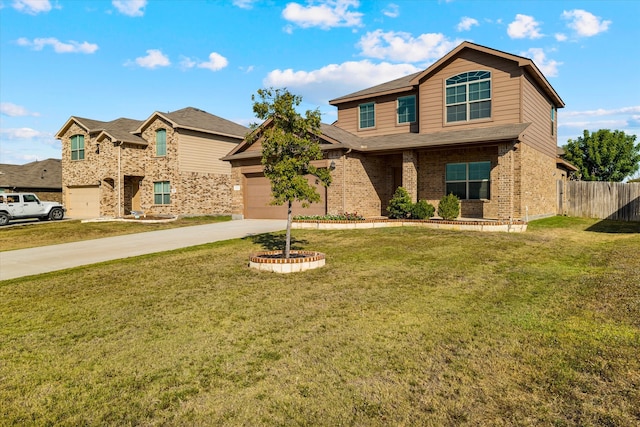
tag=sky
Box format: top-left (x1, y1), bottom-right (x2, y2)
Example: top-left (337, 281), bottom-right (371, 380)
top-left (1, 0), bottom-right (639, 172)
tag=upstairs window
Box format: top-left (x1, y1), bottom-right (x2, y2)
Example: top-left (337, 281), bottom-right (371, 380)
top-left (359, 102), bottom-right (375, 129)
top-left (156, 129), bottom-right (167, 156)
top-left (551, 106), bottom-right (556, 136)
top-left (446, 161), bottom-right (491, 200)
top-left (154, 181), bottom-right (171, 204)
top-left (397, 95), bottom-right (416, 124)
top-left (71, 135), bottom-right (85, 160)
top-left (446, 71), bottom-right (491, 123)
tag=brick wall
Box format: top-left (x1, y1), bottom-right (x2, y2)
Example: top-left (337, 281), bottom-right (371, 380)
top-left (518, 142), bottom-right (557, 219)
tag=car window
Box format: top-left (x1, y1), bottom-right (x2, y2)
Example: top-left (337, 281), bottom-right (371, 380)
top-left (23, 194), bottom-right (37, 203)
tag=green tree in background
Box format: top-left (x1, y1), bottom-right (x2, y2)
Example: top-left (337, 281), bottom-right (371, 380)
top-left (250, 88), bottom-right (331, 259)
top-left (562, 129), bottom-right (640, 182)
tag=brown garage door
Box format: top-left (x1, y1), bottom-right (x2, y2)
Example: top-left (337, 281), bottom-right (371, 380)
top-left (67, 186), bottom-right (100, 219)
top-left (245, 173), bottom-right (326, 219)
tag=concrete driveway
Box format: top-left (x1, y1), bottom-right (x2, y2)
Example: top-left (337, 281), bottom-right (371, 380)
top-left (0, 219), bottom-right (286, 281)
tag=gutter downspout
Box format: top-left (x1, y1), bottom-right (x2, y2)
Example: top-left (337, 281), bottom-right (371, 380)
top-left (117, 141), bottom-right (122, 218)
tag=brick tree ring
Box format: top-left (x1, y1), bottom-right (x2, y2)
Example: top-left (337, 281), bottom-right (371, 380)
top-left (249, 250), bottom-right (326, 273)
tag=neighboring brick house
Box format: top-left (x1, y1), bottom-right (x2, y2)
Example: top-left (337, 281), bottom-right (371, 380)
top-left (56, 107), bottom-right (247, 218)
top-left (0, 158), bottom-right (62, 203)
top-left (224, 42), bottom-right (568, 221)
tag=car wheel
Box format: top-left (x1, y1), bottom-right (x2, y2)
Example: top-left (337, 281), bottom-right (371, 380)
top-left (49, 208), bottom-right (64, 221)
top-left (0, 212), bottom-right (9, 226)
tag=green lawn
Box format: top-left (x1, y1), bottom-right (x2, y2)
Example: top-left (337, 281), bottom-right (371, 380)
top-left (1, 217), bottom-right (639, 425)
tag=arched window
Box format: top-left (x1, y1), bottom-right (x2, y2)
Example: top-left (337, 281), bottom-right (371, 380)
top-left (445, 71), bottom-right (491, 123)
top-left (70, 135), bottom-right (85, 160)
top-left (156, 129), bottom-right (167, 156)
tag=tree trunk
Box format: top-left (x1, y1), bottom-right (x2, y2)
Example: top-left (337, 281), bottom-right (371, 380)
top-left (285, 200), bottom-right (292, 259)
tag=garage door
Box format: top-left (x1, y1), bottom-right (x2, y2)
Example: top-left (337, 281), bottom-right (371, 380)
top-left (67, 186), bottom-right (100, 219)
top-left (245, 173), bottom-right (327, 219)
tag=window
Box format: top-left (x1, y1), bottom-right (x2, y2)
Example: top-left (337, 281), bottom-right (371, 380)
top-left (551, 106), bottom-right (556, 136)
top-left (71, 135), bottom-right (85, 160)
top-left (446, 71), bottom-right (491, 123)
top-left (445, 161), bottom-right (491, 199)
top-left (359, 102), bottom-right (375, 129)
top-left (156, 129), bottom-right (167, 156)
top-left (23, 194), bottom-right (37, 203)
top-left (397, 95), bottom-right (416, 124)
top-left (154, 181), bottom-right (171, 204)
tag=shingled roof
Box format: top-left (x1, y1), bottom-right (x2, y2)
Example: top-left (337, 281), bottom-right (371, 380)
top-left (134, 107), bottom-right (248, 138)
top-left (0, 158), bottom-right (62, 190)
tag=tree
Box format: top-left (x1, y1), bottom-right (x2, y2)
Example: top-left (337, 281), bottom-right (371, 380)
top-left (562, 129), bottom-right (640, 182)
top-left (250, 88), bottom-right (331, 259)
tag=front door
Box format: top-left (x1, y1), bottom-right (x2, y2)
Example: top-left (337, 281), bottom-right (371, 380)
top-left (132, 179), bottom-right (141, 211)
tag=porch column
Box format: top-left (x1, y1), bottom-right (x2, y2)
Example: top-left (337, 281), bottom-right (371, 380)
top-left (402, 150), bottom-right (418, 203)
top-left (497, 143), bottom-right (515, 220)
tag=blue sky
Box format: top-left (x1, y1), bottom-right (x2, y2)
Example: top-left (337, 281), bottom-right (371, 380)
top-left (1, 0), bottom-right (639, 170)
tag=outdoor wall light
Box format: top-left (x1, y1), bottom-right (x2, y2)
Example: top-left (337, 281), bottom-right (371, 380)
top-left (330, 160), bottom-right (336, 170)
top-left (95, 143), bottom-right (100, 154)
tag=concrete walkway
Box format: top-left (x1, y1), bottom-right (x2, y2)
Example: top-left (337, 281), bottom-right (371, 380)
top-left (0, 219), bottom-right (286, 281)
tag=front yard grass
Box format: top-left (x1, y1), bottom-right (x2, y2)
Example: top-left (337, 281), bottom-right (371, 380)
top-left (1, 216), bottom-right (638, 425)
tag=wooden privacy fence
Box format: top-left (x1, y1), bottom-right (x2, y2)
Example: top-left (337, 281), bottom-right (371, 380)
top-left (561, 181), bottom-right (640, 221)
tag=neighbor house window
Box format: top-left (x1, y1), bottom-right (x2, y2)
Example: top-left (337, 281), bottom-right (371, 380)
top-left (551, 106), bottom-right (556, 136)
top-left (359, 102), bottom-right (375, 129)
top-left (156, 129), bottom-right (167, 156)
top-left (70, 135), bottom-right (85, 160)
top-left (397, 95), bottom-right (416, 124)
top-left (446, 71), bottom-right (491, 123)
top-left (154, 181), bottom-right (171, 204)
top-left (445, 161), bottom-right (491, 199)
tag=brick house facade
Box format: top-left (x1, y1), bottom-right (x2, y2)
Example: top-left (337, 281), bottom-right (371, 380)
top-left (56, 107), bottom-right (247, 219)
top-left (224, 42), bottom-right (568, 221)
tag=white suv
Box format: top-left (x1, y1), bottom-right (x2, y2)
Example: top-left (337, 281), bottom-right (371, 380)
top-left (0, 193), bottom-right (65, 226)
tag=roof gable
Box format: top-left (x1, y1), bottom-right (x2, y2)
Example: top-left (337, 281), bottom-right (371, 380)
top-left (134, 107), bottom-right (248, 139)
top-left (329, 41), bottom-right (564, 108)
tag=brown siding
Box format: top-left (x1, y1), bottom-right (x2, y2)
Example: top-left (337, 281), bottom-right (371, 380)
top-left (419, 50), bottom-right (522, 133)
top-left (521, 72), bottom-right (557, 158)
top-left (335, 90), bottom-right (418, 136)
top-left (178, 129), bottom-right (239, 174)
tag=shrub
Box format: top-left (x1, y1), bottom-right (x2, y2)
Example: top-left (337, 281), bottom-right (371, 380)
top-left (411, 200), bottom-right (435, 219)
top-left (437, 193), bottom-right (460, 220)
top-left (294, 212), bottom-right (365, 221)
top-left (387, 187), bottom-right (413, 219)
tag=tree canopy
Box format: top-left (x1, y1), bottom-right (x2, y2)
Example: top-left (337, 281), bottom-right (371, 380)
top-left (562, 129), bottom-right (640, 182)
top-left (250, 88), bottom-right (331, 258)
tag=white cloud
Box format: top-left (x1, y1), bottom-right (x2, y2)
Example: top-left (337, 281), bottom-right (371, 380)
top-left (456, 17), bottom-right (478, 32)
top-left (282, 0), bottom-right (363, 30)
top-left (112, 0), bottom-right (146, 17)
top-left (383, 3), bottom-right (399, 18)
top-left (232, 0), bottom-right (256, 9)
top-left (507, 14), bottom-right (543, 39)
top-left (561, 106), bottom-right (640, 118)
top-left (12, 0), bottom-right (52, 14)
top-left (131, 49), bottom-right (171, 69)
top-left (357, 30), bottom-right (461, 64)
top-left (555, 33), bottom-right (568, 42)
top-left (198, 52), bottom-right (229, 71)
top-left (179, 53), bottom-right (229, 71)
top-left (0, 127), bottom-right (47, 139)
top-left (0, 102), bottom-right (40, 117)
top-left (562, 9), bottom-right (611, 37)
top-left (17, 37), bottom-right (98, 54)
top-left (559, 119), bottom-right (628, 129)
top-left (264, 60), bottom-right (420, 105)
top-left (522, 48), bottom-right (561, 77)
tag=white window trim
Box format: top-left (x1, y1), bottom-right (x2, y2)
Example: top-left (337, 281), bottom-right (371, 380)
top-left (445, 71), bottom-right (492, 124)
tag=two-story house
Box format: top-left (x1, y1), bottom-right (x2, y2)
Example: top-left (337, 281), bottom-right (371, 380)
top-left (224, 42), bottom-right (566, 221)
top-left (56, 107), bottom-right (247, 218)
